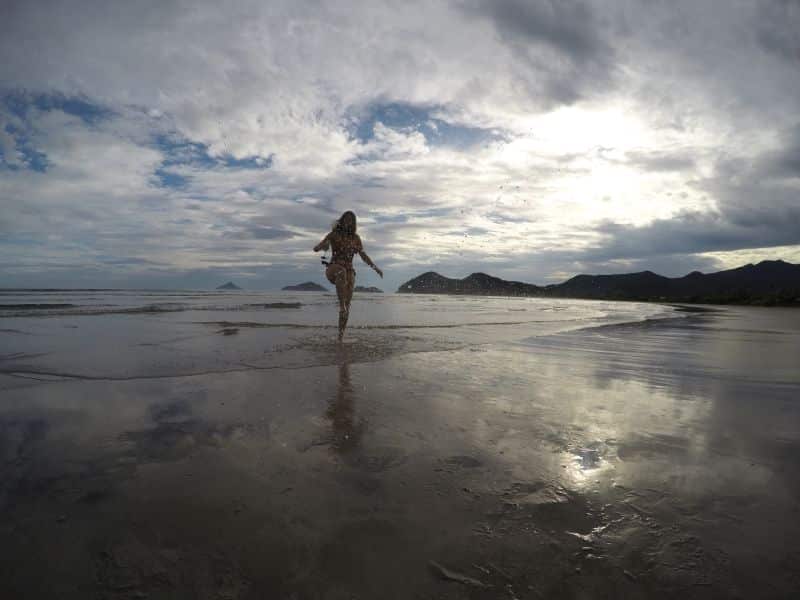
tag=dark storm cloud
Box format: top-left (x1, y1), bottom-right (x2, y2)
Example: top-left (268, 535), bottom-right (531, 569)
top-left (460, 0), bottom-right (617, 103)
top-left (756, 0), bottom-right (800, 62)
top-left (755, 124), bottom-right (800, 180)
top-left (591, 205), bottom-right (800, 260)
top-left (461, 0), bottom-right (609, 63)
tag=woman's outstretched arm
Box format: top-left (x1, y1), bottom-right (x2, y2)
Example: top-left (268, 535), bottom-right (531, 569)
top-left (357, 238), bottom-right (383, 277)
top-left (313, 233), bottom-right (331, 252)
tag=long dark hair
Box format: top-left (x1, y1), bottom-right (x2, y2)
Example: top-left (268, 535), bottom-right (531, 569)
top-left (333, 210), bottom-right (357, 236)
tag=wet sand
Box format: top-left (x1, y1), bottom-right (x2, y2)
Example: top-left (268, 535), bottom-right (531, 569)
top-left (1, 305), bottom-right (799, 598)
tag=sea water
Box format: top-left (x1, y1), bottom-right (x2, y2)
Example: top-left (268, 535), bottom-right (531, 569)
top-left (1, 289), bottom-right (676, 382)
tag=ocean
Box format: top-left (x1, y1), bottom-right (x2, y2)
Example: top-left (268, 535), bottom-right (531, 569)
top-left (0, 289), bottom-right (675, 380)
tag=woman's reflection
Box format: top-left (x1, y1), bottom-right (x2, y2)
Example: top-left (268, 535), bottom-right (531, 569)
top-left (325, 349), bottom-right (365, 454)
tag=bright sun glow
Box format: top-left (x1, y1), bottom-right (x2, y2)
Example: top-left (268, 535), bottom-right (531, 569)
top-left (527, 106), bottom-right (651, 155)
top-left (485, 105), bottom-right (700, 229)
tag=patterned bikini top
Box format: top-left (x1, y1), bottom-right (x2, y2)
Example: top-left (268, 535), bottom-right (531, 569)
top-left (330, 233), bottom-right (362, 265)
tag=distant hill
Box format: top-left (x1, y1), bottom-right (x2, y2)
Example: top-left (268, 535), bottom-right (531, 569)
top-left (282, 281), bottom-right (328, 292)
top-left (216, 281), bottom-right (242, 290)
top-left (397, 260), bottom-right (800, 305)
top-left (354, 286), bottom-right (383, 293)
top-left (398, 271), bottom-right (542, 296)
top-left (548, 271), bottom-right (672, 299)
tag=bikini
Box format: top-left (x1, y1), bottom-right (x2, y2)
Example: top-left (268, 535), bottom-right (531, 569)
top-left (323, 236), bottom-right (359, 283)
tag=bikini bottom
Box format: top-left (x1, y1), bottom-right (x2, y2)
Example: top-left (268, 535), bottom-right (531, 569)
top-left (325, 262), bottom-right (355, 285)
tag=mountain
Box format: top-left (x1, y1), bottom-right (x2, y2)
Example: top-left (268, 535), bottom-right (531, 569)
top-left (397, 261), bottom-right (800, 305)
top-left (282, 281), bottom-right (328, 292)
top-left (354, 286), bottom-right (383, 293)
top-left (546, 270), bottom-right (672, 299)
top-left (667, 261), bottom-right (800, 303)
top-left (398, 271), bottom-right (542, 296)
top-left (216, 281), bottom-right (242, 290)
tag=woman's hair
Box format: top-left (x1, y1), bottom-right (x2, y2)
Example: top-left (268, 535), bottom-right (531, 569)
top-left (333, 210), bottom-right (357, 235)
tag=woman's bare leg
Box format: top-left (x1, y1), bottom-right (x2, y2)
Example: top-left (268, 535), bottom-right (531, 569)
top-left (336, 274), bottom-right (349, 340)
top-left (327, 264), bottom-right (349, 341)
top-left (339, 270), bottom-right (357, 340)
top-left (337, 271), bottom-right (356, 340)
top-left (345, 270), bottom-right (356, 312)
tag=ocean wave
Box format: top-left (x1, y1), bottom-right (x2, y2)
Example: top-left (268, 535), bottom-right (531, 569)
top-left (197, 317), bottom-right (593, 330)
top-left (0, 303), bottom-right (77, 316)
top-left (0, 302), bottom-right (303, 317)
top-left (0, 303), bottom-right (77, 310)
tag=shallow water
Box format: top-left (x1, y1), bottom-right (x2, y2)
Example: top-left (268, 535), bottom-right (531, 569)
top-left (0, 288), bottom-right (669, 325)
top-left (0, 290), bottom-right (672, 380)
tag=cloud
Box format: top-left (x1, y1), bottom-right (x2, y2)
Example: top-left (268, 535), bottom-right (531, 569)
top-left (349, 101), bottom-right (504, 150)
top-left (574, 128), bottom-right (800, 269)
top-left (621, 150), bottom-right (697, 173)
top-left (98, 257), bottom-right (164, 266)
top-left (593, 207), bottom-right (800, 259)
top-left (0, 123), bottom-right (20, 166)
top-left (754, 124), bottom-right (800, 180)
top-left (0, 0), bottom-right (799, 290)
top-left (458, 0), bottom-right (619, 106)
top-left (463, 0), bottom-right (609, 63)
top-left (225, 226), bottom-right (297, 241)
top-left (756, 0), bottom-right (800, 62)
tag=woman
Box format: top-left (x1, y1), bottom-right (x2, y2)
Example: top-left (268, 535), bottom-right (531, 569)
top-left (313, 211), bottom-right (383, 340)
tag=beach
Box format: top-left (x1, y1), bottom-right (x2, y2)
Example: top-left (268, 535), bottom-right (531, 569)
top-left (1, 292), bottom-right (799, 599)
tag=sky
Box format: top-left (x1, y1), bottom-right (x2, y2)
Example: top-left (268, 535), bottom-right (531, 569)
top-left (1, 0), bottom-right (799, 292)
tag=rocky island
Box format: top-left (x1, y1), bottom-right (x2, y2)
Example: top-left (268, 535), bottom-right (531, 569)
top-left (282, 282), bottom-right (328, 292)
top-left (354, 286), bottom-right (383, 293)
top-left (216, 281), bottom-right (242, 290)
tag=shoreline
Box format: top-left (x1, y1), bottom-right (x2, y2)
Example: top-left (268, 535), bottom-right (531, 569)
top-left (2, 302), bottom-right (680, 385)
top-left (397, 290), bottom-right (800, 307)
